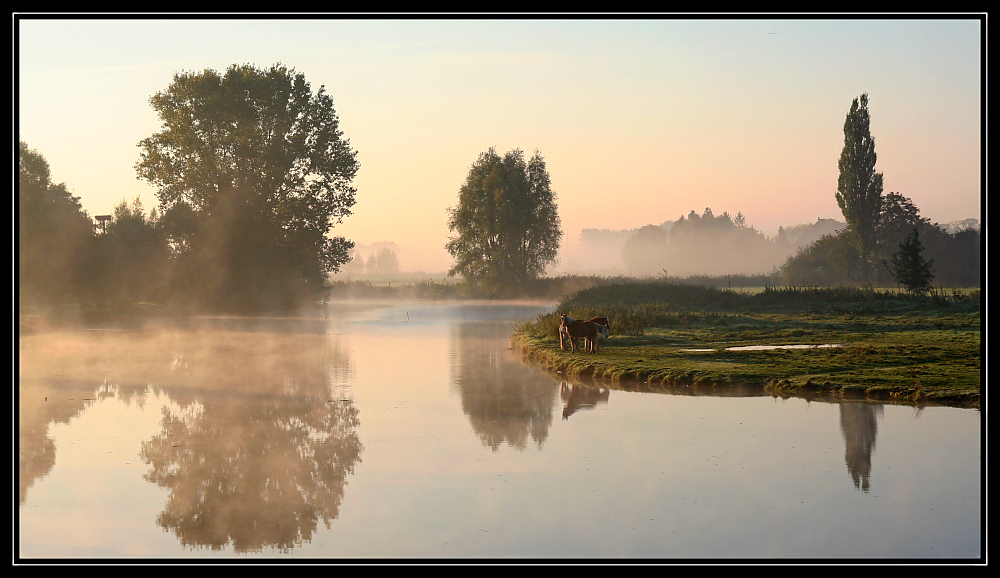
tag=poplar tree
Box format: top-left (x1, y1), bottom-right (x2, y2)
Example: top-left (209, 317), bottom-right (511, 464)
top-left (835, 93), bottom-right (884, 282)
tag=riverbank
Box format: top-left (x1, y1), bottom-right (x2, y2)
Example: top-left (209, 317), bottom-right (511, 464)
top-left (512, 283), bottom-right (981, 408)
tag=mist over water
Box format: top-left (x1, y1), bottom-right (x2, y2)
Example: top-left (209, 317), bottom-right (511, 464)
top-left (18, 302), bottom-right (981, 559)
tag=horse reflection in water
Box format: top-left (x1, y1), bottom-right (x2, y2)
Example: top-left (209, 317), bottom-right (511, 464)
top-left (560, 382), bottom-right (611, 420)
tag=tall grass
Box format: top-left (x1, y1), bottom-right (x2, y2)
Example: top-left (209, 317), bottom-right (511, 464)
top-left (516, 281), bottom-right (981, 338)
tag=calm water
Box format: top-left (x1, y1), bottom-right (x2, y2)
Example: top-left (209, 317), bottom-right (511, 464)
top-left (17, 301), bottom-right (982, 560)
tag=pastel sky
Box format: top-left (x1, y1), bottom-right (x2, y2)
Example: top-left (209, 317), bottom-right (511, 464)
top-left (17, 16), bottom-right (982, 272)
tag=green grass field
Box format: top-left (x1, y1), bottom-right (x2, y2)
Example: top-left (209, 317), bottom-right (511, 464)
top-left (513, 283), bottom-right (981, 407)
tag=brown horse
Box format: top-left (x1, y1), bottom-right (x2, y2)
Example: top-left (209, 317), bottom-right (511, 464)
top-left (584, 316), bottom-right (610, 351)
top-left (559, 313), bottom-right (603, 353)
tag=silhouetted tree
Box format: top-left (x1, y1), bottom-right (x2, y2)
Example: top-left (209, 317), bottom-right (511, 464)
top-left (781, 185), bottom-right (977, 288)
top-left (874, 192), bottom-right (978, 287)
top-left (101, 197), bottom-right (169, 303)
top-left (835, 93), bottom-right (884, 282)
top-left (18, 139), bottom-right (96, 305)
top-left (446, 148), bottom-right (561, 295)
top-left (783, 224), bottom-right (978, 289)
top-left (885, 228), bottom-right (935, 294)
top-left (135, 63), bottom-right (359, 313)
top-left (879, 192), bottom-right (929, 248)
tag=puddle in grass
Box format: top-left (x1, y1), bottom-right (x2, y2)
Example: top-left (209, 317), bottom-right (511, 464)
top-left (682, 344), bottom-right (842, 352)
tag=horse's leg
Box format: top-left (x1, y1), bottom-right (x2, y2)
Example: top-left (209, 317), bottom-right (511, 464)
top-left (585, 326), bottom-right (597, 353)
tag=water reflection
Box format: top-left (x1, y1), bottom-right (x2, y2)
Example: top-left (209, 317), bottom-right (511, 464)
top-left (19, 332), bottom-right (155, 506)
top-left (555, 371), bottom-right (890, 494)
top-left (18, 305), bottom-right (980, 559)
top-left (18, 378), bottom-right (104, 505)
top-left (839, 402), bottom-right (883, 493)
top-left (559, 382), bottom-right (610, 420)
top-left (451, 321), bottom-right (559, 452)
top-left (19, 324), bottom-right (362, 554)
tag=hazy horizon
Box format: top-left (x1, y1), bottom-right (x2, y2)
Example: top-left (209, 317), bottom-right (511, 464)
top-left (17, 17), bottom-right (982, 273)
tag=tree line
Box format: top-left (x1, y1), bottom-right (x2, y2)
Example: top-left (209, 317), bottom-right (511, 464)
top-left (609, 93), bottom-right (978, 291)
top-left (20, 63), bottom-right (360, 315)
top-left (610, 198), bottom-right (977, 289)
top-left (18, 69), bottom-right (979, 316)
top-left (337, 243), bottom-right (401, 277)
top-left (443, 93), bottom-right (977, 294)
top-left (19, 63), bottom-right (565, 310)
top-left (784, 93), bottom-right (979, 291)
top-left (618, 209), bottom-right (793, 277)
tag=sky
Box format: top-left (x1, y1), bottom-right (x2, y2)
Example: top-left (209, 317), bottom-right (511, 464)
top-left (16, 16), bottom-right (983, 273)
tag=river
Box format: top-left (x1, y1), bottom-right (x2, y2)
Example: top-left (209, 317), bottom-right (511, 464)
top-left (17, 301), bottom-right (982, 560)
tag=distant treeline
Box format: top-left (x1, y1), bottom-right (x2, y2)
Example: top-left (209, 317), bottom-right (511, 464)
top-left (19, 140), bottom-right (979, 318)
top-left (573, 204), bottom-right (979, 289)
top-left (20, 85), bottom-right (981, 319)
top-left (337, 242), bottom-right (401, 277)
top-left (572, 214), bottom-right (845, 276)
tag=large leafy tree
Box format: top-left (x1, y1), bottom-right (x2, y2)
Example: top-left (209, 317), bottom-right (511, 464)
top-left (446, 148), bottom-right (561, 294)
top-left (872, 190), bottom-right (930, 284)
top-left (835, 93), bottom-right (884, 282)
top-left (135, 63), bottom-right (359, 312)
top-left (879, 191), bottom-right (930, 251)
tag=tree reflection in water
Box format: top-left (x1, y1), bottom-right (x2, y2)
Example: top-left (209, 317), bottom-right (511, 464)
top-left (133, 327), bottom-right (363, 554)
top-left (18, 379), bottom-right (103, 505)
top-left (839, 402), bottom-right (883, 493)
top-left (451, 322), bottom-right (559, 452)
top-left (19, 332), bottom-right (162, 506)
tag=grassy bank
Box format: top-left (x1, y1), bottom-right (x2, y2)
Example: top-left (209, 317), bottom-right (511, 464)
top-left (513, 283), bottom-right (981, 407)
